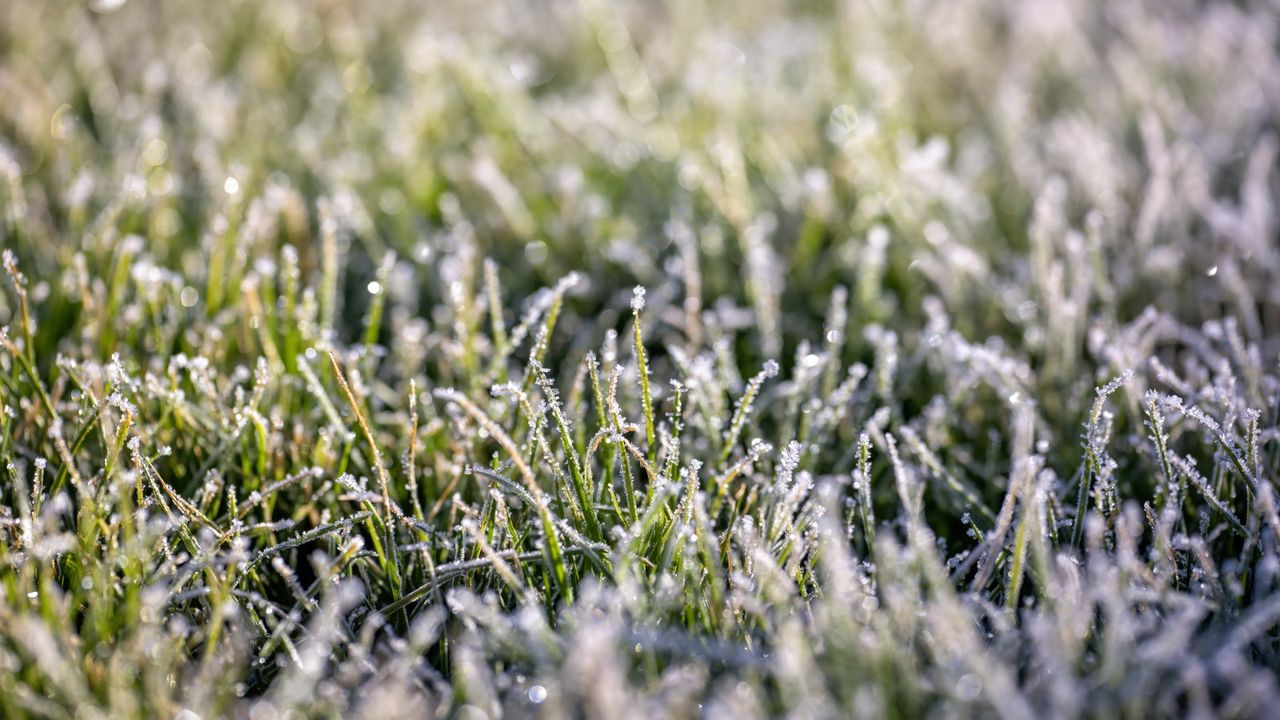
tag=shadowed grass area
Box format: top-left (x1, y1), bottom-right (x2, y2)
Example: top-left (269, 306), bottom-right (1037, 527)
top-left (2, 0), bottom-right (1280, 717)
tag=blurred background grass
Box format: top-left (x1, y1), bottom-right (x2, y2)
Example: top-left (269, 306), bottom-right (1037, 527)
top-left (6, 2), bottom-right (1279, 472)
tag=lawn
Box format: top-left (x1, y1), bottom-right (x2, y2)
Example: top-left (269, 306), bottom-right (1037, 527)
top-left (2, 0), bottom-right (1280, 717)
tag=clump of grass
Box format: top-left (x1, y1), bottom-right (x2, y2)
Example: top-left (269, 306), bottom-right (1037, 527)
top-left (3, 0), bottom-right (1280, 718)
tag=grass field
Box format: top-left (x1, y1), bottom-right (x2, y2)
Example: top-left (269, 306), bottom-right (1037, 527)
top-left (3, 0), bottom-right (1280, 717)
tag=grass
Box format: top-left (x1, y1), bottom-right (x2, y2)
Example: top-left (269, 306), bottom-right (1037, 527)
top-left (2, 0), bottom-right (1280, 717)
